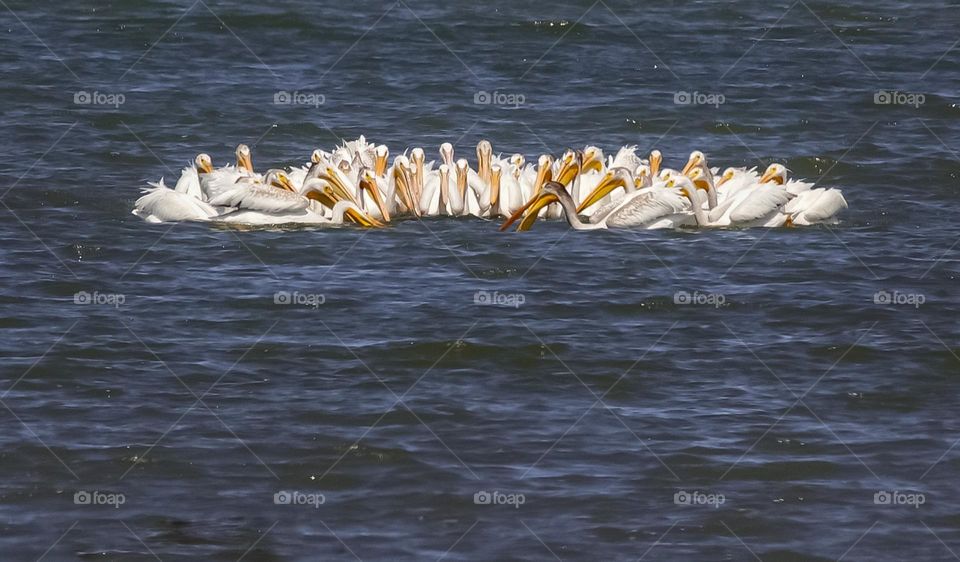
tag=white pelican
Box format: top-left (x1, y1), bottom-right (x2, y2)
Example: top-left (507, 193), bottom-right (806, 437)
top-left (782, 187), bottom-right (848, 225)
top-left (133, 154), bottom-right (220, 223)
top-left (715, 166), bottom-right (760, 202)
top-left (500, 180), bottom-right (688, 231)
top-left (215, 171), bottom-right (382, 227)
top-left (488, 164), bottom-right (524, 218)
top-left (517, 155), bottom-right (555, 218)
top-left (374, 145), bottom-right (389, 178)
top-left (287, 149), bottom-right (326, 191)
top-left (133, 179), bottom-right (219, 223)
top-left (410, 147), bottom-right (426, 205)
top-left (391, 155), bottom-right (419, 217)
top-left (681, 168), bottom-right (791, 227)
top-left (508, 153), bottom-right (525, 180)
top-left (758, 163), bottom-right (815, 196)
top-left (332, 135), bottom-right (375, 170)
top-left (574, 168), bottom-right (693, 229)
top-left (476, 140), bottom-right (493, 187)
top-left (759, 164), bottom-right (847, 225)
top-left (308, 163), bottom-right (392, 222)
top-left (201, 144), bottom-right (257, 201)
top-left (681, 150), bottom-right (720, 208)
top-left (648, 150), bottom-right (663, 178)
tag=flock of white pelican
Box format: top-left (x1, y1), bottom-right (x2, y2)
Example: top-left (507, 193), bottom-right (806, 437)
top-left (133, 136), bottom-right (847, 230)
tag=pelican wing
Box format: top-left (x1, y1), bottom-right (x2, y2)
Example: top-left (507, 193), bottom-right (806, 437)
top-left (202, 166), bottom-right (250, 200)
top-left (610, 145), bottom-right (641, 171)
top-left (606, 189), bottom-right (688, 228)
top-left (173, 166), bottom-right (203, 199)
top-left (587, 194), bottom-right (625, 224)
top-left (788, 188), bottom-right (847, 222)
top-left (785, 179), bottom-right (815, 196)
top-left (134, 181), bottom-right (218, 222)
top-left (728, 187), bottom-right (791, 223)
top-left (208, 185), bottom-right (308, 213)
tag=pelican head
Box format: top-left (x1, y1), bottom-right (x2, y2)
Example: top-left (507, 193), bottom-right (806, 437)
top-left (649, 150), bottom-right (663, 177)
top-left (681, 150), bottom-right (706, 177)
top-left (374, 145), bottom-right (389, 177)
top-left (510, 153), bottom-right (525, 178)
top-left (195, 153), bottom-right (213, 174)
top-left (359, 168), bottom-right (390, 222)
top-left (555, 150), bottom-right (580, 186)
top-left (666, 174), bottom-right (695, 190)
top-left (490, 164), bottom-right (502, 209)
top-left (576, 168), bottom-right (632, 214)
top-left (411, 147), bottom-right (425, 179)
top-left (308, 182), bottom-right (383, 228)
top-left (499, 181), bottom-right (569, 232)
top-left (456, 158), bottom-right (470, 198)
top-left (411, 147), bottom-right (425, 167)
top-left (392, 155), bottom-right (418, 217)
top-left (688, 167), bottom-right (714, 193)
top-left (318, 164), bottom-right (358, 206)
top-left (534, 154), bottom-right (554, 193)
top-left (635, 164), bottom-right (652, 188)
top-left (439, 142), bottom-right (454, 167)
top-left (439, 163), bottom-right (450, 190)
top-left (476, 140), bottom-right (493, 184)
top-left (310, 149), bottom-right (325, 165)
top-left (581, 146), bottom-right (604, 174)
top-left (265, 169), bottom-right (296, 192)
top-left (760, 163), bottom-right (788, 185)
top-left (236, 144), bottom-right (253, 173)
top-left (716, 167), bottom-right (737, 187)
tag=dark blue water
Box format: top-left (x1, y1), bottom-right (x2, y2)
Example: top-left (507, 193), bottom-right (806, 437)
top-left (2, 1), bottom-right (959, 560)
